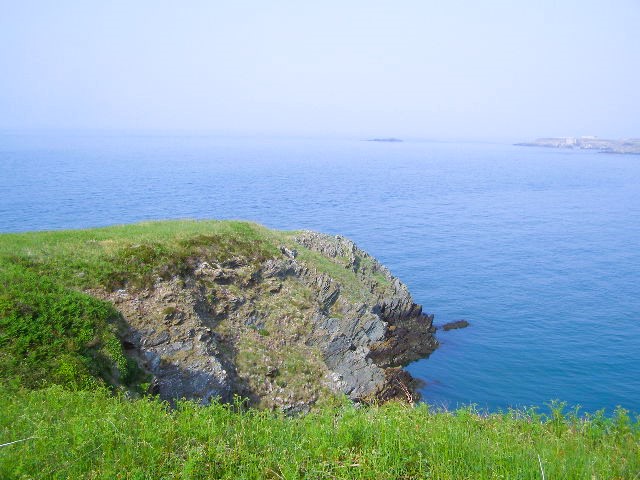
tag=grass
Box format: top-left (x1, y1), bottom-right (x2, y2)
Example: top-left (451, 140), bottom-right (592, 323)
top-left (0, 220), bottom-right (281, 292)
top-left (0, 264), bottom-right (141, 391)
top-left (0, 386), bottom-right (638, 479)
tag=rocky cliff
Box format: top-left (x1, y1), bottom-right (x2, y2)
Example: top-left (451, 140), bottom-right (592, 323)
top-left (96, 229), bottom-right (438, 411)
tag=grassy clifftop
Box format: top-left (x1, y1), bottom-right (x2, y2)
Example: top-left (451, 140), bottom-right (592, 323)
top-left (0, 220), bottom-right (389, 298)
top-left (2, 386), bottom-right (639, 479)
top-left (0, 220), bottom-right (281, 292)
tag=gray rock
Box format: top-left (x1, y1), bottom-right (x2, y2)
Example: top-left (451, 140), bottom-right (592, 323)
top-left (293, 231), bottom-right (438, 401)
top-left (279, 246), bottom-right (298, 258)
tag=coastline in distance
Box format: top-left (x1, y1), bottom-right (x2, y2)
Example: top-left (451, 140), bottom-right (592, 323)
top-left (515, 136), bottom-right (640, 154)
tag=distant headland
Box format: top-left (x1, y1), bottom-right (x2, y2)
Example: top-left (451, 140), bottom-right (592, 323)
top-left (515, 136), bottom-right (640, 155)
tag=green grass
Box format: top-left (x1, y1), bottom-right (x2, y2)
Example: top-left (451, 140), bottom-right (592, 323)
top-left (0, 220), bottom-right (281, 291)
top-left (0, 264), bottom-right (141, 390)
top-left (1, 386), bottom-right (638, 479)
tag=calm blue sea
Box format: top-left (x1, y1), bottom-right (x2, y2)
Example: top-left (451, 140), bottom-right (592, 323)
top-left (2, 131), bottom-right (639, 414)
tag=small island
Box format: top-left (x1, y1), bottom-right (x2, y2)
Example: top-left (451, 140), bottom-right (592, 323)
top-left (515, 136), bottom-right (640, 154)
top-left (366, 137), bottom-right (403, 143)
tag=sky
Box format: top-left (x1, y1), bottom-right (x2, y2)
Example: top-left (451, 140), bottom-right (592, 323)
top-left (1, 1), bottom-right (639, 140)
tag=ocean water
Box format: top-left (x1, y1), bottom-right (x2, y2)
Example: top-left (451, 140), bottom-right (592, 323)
top-left (2, 131), bottom-right (639, 414)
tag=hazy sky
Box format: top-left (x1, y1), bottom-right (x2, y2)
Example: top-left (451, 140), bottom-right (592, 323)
top-left (1, 1), bottom-right (639, 140)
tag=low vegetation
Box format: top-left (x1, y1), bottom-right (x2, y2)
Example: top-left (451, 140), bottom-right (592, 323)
top-left (0, 220), bottom-right (281, 292)
top-left (0, 265), bottom-right (141, 391)
top-left (1, 387), bottom-right (638, 479)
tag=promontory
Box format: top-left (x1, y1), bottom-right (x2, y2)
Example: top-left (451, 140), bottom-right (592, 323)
top-left (0, 220), bottom-right (438, 412)
top-left (515, 136), bottom-right (640, 154)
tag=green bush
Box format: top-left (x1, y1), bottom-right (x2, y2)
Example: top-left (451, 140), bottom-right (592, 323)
top-left (0, 265), bottom-right (139, 390)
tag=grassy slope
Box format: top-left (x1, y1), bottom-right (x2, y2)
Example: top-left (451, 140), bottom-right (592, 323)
top-left (1, 386), bottom-right (638, 479)
top-left (0, 265), bottom-right (135, 390)
top-left (1, 220), bottom-right (639, 478)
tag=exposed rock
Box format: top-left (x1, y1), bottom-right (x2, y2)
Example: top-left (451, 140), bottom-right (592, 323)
top-left (94, 231), bottom-right (439, 410)
top-left (97, 278), bottom-right (234, 405)
top-left (440, 319), bottom-right (470, 331)
top-left (279, 246), bottom-right (298, 258)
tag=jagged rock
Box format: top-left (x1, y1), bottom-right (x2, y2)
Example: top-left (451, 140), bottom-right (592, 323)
top-left (292, 231), bottom-right (438, 400)
top-left (260, 259), bottom-right (300, 279)
top-left (441, 319), bottom-right (470, 331)
top-left (96, 278), bottom-right (235, 405)
top-left (279, 246), bottom-right (298, 258)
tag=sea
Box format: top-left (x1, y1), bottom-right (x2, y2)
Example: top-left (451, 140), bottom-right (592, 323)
top-left (1, 131), bottom-right (639, 414)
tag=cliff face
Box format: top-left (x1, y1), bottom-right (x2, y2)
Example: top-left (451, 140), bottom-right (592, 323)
top-left (98, 230), bottom-right (437, 411)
